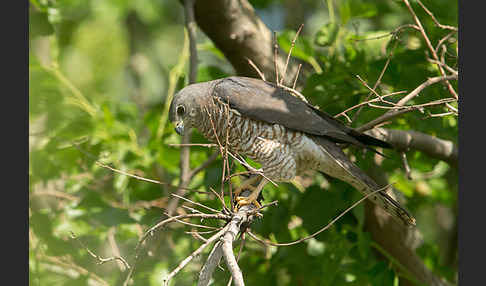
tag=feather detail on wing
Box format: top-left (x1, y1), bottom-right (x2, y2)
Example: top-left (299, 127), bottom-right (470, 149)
top-left (212, 76), bottom-right (391, 149)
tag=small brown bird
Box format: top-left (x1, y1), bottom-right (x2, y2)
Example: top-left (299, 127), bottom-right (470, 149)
top-left (169, 76), bottom-right (415, 227)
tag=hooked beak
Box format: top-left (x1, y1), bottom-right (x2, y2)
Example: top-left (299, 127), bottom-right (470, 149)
top-left (174, 121), bottom-right (184, 135)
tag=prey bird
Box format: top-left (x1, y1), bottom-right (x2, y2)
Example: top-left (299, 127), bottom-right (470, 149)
top-left (169, 76), bottom-right (415, 227)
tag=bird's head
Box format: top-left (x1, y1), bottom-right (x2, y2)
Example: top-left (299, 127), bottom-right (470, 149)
top-left (169, 80), bottom-right (216, 136)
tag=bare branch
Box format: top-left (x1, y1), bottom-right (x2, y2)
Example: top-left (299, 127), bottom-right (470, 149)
top-left (400, 152), bottom-right (413, 180)
top-left (365, 128), bottom-right (458, 166)
top-left (280, 23), bottom-right (304, 86)
top-left (166, 0), bottom-right (199, 216)
top-left (357, 75), bottom-right (458, 132)
top-left (171, 193), bottom-right (220, 214)
top-left (69, 231), bottom-right (130, 270)
top-left (197, 241), bottom-right (224, 286)
top-left (416, 0), bottom-right (458, 31)
top-left (246, 58), bottom-right (266, 81)
top-left (163, 226), bottom-right (230, 286)
top-left (248, 185), bottom-right (390, 247)
top-left (402, 0), bottom-right (458, 99)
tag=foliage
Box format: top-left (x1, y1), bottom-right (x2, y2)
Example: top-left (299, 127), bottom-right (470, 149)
top-left (29, 0), bottom-right (457, 285)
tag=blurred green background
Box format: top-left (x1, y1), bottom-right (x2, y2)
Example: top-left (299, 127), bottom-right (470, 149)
top-left (29, 0), bottom-right (457, 285)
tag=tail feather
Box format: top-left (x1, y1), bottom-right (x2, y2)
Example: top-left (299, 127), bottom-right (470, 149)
top-left (312, 136), bottom-right (416, 227)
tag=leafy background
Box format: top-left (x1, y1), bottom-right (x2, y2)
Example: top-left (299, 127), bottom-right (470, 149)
top-left (29, 0), bottom-right (457, 285)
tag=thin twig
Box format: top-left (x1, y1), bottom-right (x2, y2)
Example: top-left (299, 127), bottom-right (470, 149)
top-left (402, 0), bottom-right (458, 99)
top-left (400, 152), bottom-right (413, 180)
top-left (163, 225), bottom-right (230, 286)
top-left (352, 39), bottom-right (398, 122)
top-left (247, 185), bottom-right (391, 247)
top-left (135, 213), bottom-right (230, 256)
top-left (226, 233), bottom-right (247, 286)
top-left (171, 193), bottom-right (220, 214)
top-left (198, 241), bottom-right (224, 286)
top-left (280, 24), bottom-right (304, 86)
top-left (357, 75), bottom-right (458, 132)
top-left (69, 231), bottom-right (131, 270)
top-left (246, 58), bottom-right (266, 81)
top-left (168, 143), bottom-right (218, 148)
top-left (335, 91), bottom-right (407, 120)
top-left (107, 227), bottom-right (127, 271)
top-left (416, 0), bottom-right (458, 31)
top-left (273, 31), bottom-right (280, 86)
top-left (292, 63), bottom-right (302, 90)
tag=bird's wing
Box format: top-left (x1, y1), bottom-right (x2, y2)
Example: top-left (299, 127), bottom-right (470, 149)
top-left (212, 76), bottom-right (390, 148)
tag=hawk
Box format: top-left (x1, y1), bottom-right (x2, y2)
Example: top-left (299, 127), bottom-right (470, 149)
top-left (169, 76), bottom-right (415, 227)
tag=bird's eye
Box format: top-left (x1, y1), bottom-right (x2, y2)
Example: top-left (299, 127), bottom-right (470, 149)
top-left (176, 105), bottom-right (185, 116)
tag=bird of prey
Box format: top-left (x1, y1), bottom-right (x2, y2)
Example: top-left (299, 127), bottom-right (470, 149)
top-left (169, 76), bottom-right (415, 227)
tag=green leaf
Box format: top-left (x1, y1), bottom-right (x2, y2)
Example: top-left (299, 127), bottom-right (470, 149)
top-left (315, 22), bottom-right (340, 47)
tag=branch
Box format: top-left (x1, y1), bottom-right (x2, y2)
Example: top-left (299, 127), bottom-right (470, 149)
top-left (365, 128), bottom-right (458, 166)
top-left (196, 191), bottom-right (257, 286)
top-left (220, 203), bottom-right (254, 286)
top-left (163, 226), bottom-right (229, 286)
top-left (197, 241), bottom-right (224, 286)
top-left (357, 75), bottom-right (458, 132)
top-left (365, 164), bottom-right (453, 286)
top-left (167, 0), bottom-right (199, 215)
top-left (402, 0), bottom-right (457, 99)
top-left (193, 0), bottom-right (303, 86)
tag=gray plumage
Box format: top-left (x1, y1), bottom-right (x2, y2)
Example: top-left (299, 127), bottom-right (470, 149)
top-left (169, 76), bottom-right (415, 227)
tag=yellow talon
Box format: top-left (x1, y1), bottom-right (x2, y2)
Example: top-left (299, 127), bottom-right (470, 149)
top-left (233, 177), bottom-right (268, 213)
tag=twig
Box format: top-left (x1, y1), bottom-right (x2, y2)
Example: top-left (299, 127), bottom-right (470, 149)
top-left (135, 213), bottom-right (230, 256)
top-left (247, 185), bottom-right (391, 247)
top-left (168, 143), bottom-right (217, 148)
top-left (107, 227), bottom-right (127, 272)
top-left (350, 24), bottom-right (419, 42)
top-left (37, 255), bottom-right (110, 286)
top-left (292, 63), bottom-right (302, 90)
top-left (425, 111), bottom-right (455, 118)
top-left (182, 205), bottom-right (205, 214)
top-left (209, 187), bottom-right (230, 214)
top-left (248, 200), bottom-right (278, 216)
top-left (95, 160), bottom-right (211, 194)
top-left (357, 75), bottom-right (458, 132)
top-left (366, 97), bottom-right (455, 110)
top-left (69, 231), bottom-right (131, 270)
top-left (356, 75), bottom-right (384, 101)
top-left (171, 193), bottom-right (220, 214)
top-left (166, 0), bottom-right (199, 216)
top-left (365, 128), bottom-right (458, 166)
top-left (280, 24), bottom-right (304, 86)
top-left (31, 190), bottom-right (79, 202)
top-left (163, 226), bottom-right (230, 286)
top-left (416, 0), bottom-right (458, 31)
top-left (352, 39), bottom-right (398, 122)
top-left (334, 91), bottom-right (407, 120)
top-left (400, 152), bottom-right (413, 180)
top-left (273, 31), bottom-right (280, 86)
top-left (220, 202), bottom-right (255, 286)
top-left (226, 233), bottom-right (247, 286)
top-left (171, 217), bottom-right (221, 230)
top-left (402, 0), bottom-right (458, 99)
top-left (246, 58), bottom-right (266, 81)
top-left (434, 30), bottom-right (457, 55)
top-left (197, 241), bottom-right (224, 286)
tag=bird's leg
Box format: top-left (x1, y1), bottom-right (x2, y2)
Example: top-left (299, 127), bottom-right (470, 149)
top-left (235, 177), bottom-right (269, 210)
top-left (232, 175), bottom-right (260, 198)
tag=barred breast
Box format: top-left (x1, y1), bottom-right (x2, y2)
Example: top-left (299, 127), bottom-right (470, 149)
top-left (196, 100), bottom-right (324, 182)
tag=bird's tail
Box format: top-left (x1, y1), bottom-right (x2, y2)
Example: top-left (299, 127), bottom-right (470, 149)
top-left (313, 137), bottom-right (416, 227)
